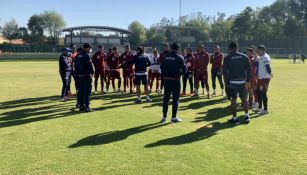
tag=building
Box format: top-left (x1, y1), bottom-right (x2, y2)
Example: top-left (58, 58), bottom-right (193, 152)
top-left (62, 26), bottom-right (131, 52)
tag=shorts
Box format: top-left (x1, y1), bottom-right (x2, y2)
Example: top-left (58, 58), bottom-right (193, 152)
top-left (151, 72), bottom-right (161, 79)
top-left (110, 70), bottom-right (121, 79)
top-left (257, 78), bottom-right (270, 92)
top-left (123, 68), bottom-right (134, 78)
top-left (226, 83), bottom-right (247, 100)
top-left (135, 75), bottom-right (148, 85)
top-left (195, 69), bottom-right (208, 81)
top-left (94, 70), bottom-right (105, 79)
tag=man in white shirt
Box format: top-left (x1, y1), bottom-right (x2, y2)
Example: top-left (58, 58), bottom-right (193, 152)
top-left (255, 45), bottom-right (272, 115)
top-left (149, 50), bottom-right (161, 93)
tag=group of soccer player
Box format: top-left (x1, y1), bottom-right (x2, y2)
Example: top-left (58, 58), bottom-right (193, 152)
top-left (59, 41), bottom-right (272, 124)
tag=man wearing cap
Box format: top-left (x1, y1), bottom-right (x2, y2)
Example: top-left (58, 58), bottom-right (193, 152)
top-left (92, 45), bottom-right (106, 94)
top-left (193, 44), bottom-right (211, 98)
top-left (107, 47), bottom-right (122, 94)
top-left (74, 43), bottom-right (95, 112)
top-left (210, 45), bottom-right (225, 96)
top-left (120, 46), bottom-right (152, 103)
top-left (59, 47), bottom-right (72, 102)
top-left (121, 45), bottom-right (134, 94)
top-left (223, 42), bottom-right (251, 124)
top-left (158, 43), bottom-right (170, 94)
top-left (160, 43), bottom-right (186, 124)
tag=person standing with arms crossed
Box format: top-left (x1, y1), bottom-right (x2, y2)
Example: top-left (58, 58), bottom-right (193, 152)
top-left (160, 43), bottom-right (186, 124)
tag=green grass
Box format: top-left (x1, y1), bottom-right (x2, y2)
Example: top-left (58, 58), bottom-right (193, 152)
top-left (0, 59), bottom-right (306, 175)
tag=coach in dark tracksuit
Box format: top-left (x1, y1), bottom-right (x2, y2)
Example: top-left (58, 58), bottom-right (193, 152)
top-left (223, 42), bottom-right (251, 124)
top-left (160, 43), bottom-right (186, 124)
top-left (74, 43), bottom-right (95, 112)
top-left (59, 48), bottom-right (72, 101)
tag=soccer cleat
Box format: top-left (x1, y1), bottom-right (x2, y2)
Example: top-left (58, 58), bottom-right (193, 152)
top-left (171, 117), bottom-right (182, 123)
top-left (84, 108), bottom-right (94, 113)
top-left (258, 110), bottom-right (269, 115)
top-left (160, 117), bottom-right (167, 124)
top-left (135, 99), bottom-right (142, 104)
top-left (244, 115), bottom-right (251, 123)
top-left (146, 96), bottom-right (153, 102)
top-left (228, 118), bottom-right (240, 124)
top-left (253, 108), bottom-right (262, 113)
top-left (94, 91), bottom-right (98, 94)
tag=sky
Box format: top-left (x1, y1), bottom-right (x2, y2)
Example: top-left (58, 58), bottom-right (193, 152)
top-left (0, 0), bottom-right (276, 30)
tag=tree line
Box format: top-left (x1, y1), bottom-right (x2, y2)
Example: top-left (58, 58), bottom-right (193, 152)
top-left (0, 11), bottom-right (65, 46)
top-left (128, 0), bottom-right (307, 46)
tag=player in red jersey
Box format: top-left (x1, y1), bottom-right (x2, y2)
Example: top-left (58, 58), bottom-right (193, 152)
top-left (210, 46), bottom-right (224, 96)
top-left (107, 47), bottom-right (122, 94)
top-left (92, 45), bottom-right (106, 94)
top-left (193, 44), bottom-right (210, 98)
top-left (182, 48), bottom-right (195, 96)
top-left (121, 45), bottom-right (134, 94)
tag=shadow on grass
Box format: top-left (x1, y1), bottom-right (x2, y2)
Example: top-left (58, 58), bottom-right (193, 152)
top-left (193, 106), bottom-right (230, 122)
top-left (68, 122), bottom-right (168, 148)
top-left (144, 120), bottom-right (244, 148)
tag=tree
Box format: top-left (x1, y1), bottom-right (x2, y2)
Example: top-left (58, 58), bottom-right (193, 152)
top-left (16, 27), bottom-right (30, 42)
top-left (41, 11), bottom-right (66, 46)
top-left (290, 0), bottom-right (307, 26)
top-left (128, 21), bottom-right (146, 46)
top-left (2, 19), bottom-right (19, 40)
top-left (284, 15), bottom-right (305, 37)
top-left (27, 14), bottom-right (45, 43)
top-left (231, 7), bottom-right (254, 40)
top-left (145, 26), bottom-right (166, 46)
top-left (210, 13), bottom-right (233, 42)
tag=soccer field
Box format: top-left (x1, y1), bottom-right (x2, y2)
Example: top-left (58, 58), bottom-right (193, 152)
top-left (0, 59), bottom-right (306, 175)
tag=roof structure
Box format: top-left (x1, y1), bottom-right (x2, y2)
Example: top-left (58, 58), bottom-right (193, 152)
top-left (62, 26), bottom-right (131, 34)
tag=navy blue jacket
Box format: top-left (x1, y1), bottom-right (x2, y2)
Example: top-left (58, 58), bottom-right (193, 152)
top-left (74, 51), bottom-right (94, 76)
top-left (223, 52), bottom-right (251, 83)
top-left (160, 51), bottom-right (186, 79)
top-left (59, 54), bottom-right (72, 73)
top-left (123, 53), bottom-right (151, 74)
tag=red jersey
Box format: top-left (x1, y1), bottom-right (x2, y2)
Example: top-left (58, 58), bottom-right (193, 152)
top-left (194, 51), bottom-right (210, 70)
top-left (92, 51), bottom-right (106, 71)
top-left (184, 54), bottom-right (195, 72)
top-left (249, 56), bottom-right (257, 78)
top-left (158, 50), bottom-right (170, 64)
top-left (107, 53), bottom-right (122, 69)
top-left (121, 52), bottom-right (134, 70)
top-left (210, 52), bottom-right (224, 70)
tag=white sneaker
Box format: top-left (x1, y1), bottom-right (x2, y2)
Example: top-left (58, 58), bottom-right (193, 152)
top-left (258, 109), bottom-right (269, 115)
top-left (253, 108), bottom-right (262, 113)
top-left (94, 91), bottom-right (98, 94)
top-left (171, 118), bottom-right (182, 123)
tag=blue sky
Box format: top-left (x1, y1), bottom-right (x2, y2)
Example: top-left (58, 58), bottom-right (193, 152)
top-left (0, 0), bottom-right (276, 29)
